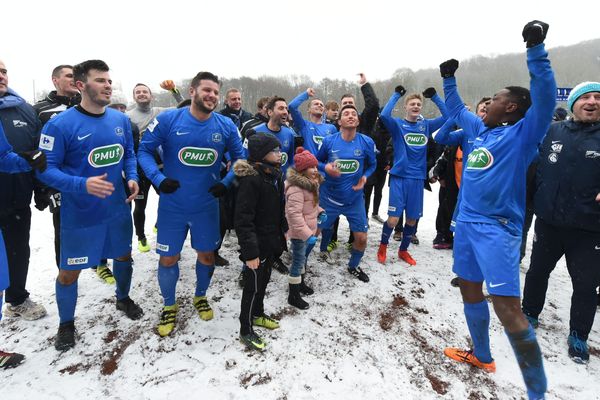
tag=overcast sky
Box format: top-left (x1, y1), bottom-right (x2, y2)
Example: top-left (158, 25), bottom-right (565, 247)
top-left (4, 0), bottom-right (599, 103)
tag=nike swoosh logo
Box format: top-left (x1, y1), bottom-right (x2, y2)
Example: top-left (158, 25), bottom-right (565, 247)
top-left (551, 140), bottom-right (561, 144)
top-left (77, 134), bottom-right (92, 141)
top-left (488, 282), bottom-right (507, 288)
top-left (331, 150), bottom-right (340, 153)
top-left (176, 131), bottom-right (190, 136)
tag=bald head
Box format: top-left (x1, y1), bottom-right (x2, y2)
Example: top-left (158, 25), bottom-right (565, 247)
top-left (0, 60), bottom-right (8, 97)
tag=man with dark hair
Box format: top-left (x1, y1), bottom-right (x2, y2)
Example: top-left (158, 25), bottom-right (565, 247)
top-left (439, 21), bottom-right (555, 400)
top-left (35, 65), bottom-right (81, 124)
top-left (316, 104), bottom-right (376, 281)
top-left (325, 101), bottom-right (339, 124)
top-left (219, 88), bottom-right (253, 130)
top-left (126, 80), bottom-right (183, 252)
top-left (522, 81), bottom-right (600, 364)
top-left (0, 58), bottom-right (48, 321)
top-left (240, 96), bottom-right (270, 139)
top-left (37, 59), bottom-right (142, 351)
top-left (138, 71), bottom-right (245, 337)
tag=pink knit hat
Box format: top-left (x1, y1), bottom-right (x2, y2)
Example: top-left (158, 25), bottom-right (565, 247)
top-left (293, 147), bottom-right (318, 172)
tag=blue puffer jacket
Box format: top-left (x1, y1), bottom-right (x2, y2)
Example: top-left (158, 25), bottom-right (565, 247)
top-left (0, 89), bottom-right (42, 216)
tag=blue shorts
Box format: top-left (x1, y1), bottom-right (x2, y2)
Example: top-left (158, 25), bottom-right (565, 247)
top-left (60, 214), bottom-right (133, 270)
top-left (452, 221), bottom-right (521, 297)
top-left (318, 194), bottom-right (368, 233)
top-left (388, 176), bottom-right (424, 219)
top-left (156, 203), bottom-right (220, 256)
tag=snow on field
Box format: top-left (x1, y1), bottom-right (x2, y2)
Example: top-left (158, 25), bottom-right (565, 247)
top-left (1, 186), bottom-right (598, 400)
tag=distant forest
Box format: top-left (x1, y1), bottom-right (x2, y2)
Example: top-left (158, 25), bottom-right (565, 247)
top-left (153, 39), bottom-right (599, 119)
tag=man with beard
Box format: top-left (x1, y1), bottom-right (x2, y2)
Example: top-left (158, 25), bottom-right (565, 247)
top-left (138, 71), bottom-right (245, 337)
top-left (37, 60), bottom-right (142, 351)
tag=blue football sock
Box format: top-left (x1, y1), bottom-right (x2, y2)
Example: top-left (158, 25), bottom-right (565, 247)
top-left (56, 279), bottom-right (78, 324)
top-left (348, 248), bottom-right (365, 269)
top-left (464, 301), bottom-right (493, 363)
top-left (158, 262), bottom-right (179, 306)
top-left (399, 224), bottom-right (416, 251)
top-left (195, 261), bottom-right (215, 297)
top-left (506, 325), bottom-right (547, 399)
top-left (112, 259), bottom-right (133, 301)
top-left (380, 222), bottom-right (394, 245)
top-left (320, 228), bottom-right (334, 252)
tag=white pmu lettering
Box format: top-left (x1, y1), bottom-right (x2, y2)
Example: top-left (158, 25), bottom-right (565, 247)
top-left (184, 152), bottom-right (215, 162)
top-left (94, 147), bottom-right (121, 162)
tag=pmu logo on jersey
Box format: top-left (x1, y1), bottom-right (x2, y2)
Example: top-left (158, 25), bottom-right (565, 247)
top-left (404, 133), bottom-right (428, 147)
top-left (178, 147), bottom-right (218, 167)
top-left (466, 148), bottom-right (494, 170)
top-left (88, 144), bottom-right (124, 168)
top-left (334, 159), bottom-right (360, 174)
top-left (281, 152), bottom-right (288, 166)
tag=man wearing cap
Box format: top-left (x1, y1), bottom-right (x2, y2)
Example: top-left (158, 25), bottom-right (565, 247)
top-left (522, 81), bottom-right (600, 364)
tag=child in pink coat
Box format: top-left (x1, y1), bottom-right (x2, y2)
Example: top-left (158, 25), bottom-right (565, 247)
top-left (285, 147), bottom-right (326, 309)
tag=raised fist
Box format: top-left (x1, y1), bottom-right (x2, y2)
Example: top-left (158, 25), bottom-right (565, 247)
top-left (422, 87), bottom-right (437, 99)
top-left (395, 85), bottom-right (406, 96)
top-left (522, 20), bottom-right (549, 48)
top-left (439, 59), bottom-right (459, 79)
top-left (160, 80), bottom-right (176, 91)
top-left (307, 88), bottom-right (316, 97)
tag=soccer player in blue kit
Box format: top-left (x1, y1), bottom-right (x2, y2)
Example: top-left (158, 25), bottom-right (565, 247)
top-left (37, 60), bottom-right (142, 351)
top-left (289, 88), bottom-right (337, 155)
top-left (316, 105), bottom-right (376, 282)
top-left (377, 86), bottom-right (448, 266)
top-left (246, 96), bottom-right (295, 177)
top-left (440, 21), bottom-right (555, 400)
top-left (138, 71), bottom-right (245, 337)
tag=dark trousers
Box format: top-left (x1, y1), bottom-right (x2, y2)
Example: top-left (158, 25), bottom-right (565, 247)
top-left (434, 185), bottom-right (458, 241)
top-left (133, 176), bottom-right (153, 240)
top-left (240, 257), bottom-right (273, 335)
top-left (53, 209), bottom-right (61, 267)
top-left (0, 208), bottom-right (31, 305)
top-left (364, 167), bottom-right (387, 216)
top-left (522, 218), bottom-right (600, 340)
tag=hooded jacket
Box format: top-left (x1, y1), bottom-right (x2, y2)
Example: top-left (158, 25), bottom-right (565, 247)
top-left (233, 159), bottom-right (288, 261)
top-left (284, 167), bottom-right (324, 241)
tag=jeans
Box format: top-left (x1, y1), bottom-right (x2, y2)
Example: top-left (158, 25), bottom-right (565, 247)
top-left (290, 238), bottom-right (307, 278)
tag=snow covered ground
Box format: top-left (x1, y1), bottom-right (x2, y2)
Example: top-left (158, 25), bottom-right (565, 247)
top-left (1, 185), bottom-right (598, 400)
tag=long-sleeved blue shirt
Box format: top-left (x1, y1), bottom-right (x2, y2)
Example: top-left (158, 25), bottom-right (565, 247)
top-left (380, 93), bottom-right (448, 179)
top-left (443, 43), bottom-right (556, 234)
top-left (316, 132), bottom-right (376, 206)
top-left (138, 107), bottom-right (245, 214)
top-left (246, 122), bottom-right (295, 176)
top-left (37, 107), bottom-right (138, 229)
top-left (289, 92), bottom-right (337, 155)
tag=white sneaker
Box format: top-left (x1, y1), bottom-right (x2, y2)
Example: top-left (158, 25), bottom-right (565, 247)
top-left (371, 214), bottom-right (385, 224)
top-left (319, 251), bottom-right (335, 265)
top-left (4, 298), bottom-right (47, 320)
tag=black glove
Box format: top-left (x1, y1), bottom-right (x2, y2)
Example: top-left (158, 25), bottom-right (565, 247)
top-left (422, 87), bottom-right (437, 99)
top-left (159, 178), bottom-right (180, 194)
top-left (33, 190), bottom-right (50, 211)
top-left (439, 59), bottom-right (459, 79)
top-left (522, 20), bottom-right (549, 48)
top-left (394, 85), bottom-right (406, 96)
top-left (19, 150), bottom-right (47, 172)
top-left (208, 182), bottom-right (227, 198)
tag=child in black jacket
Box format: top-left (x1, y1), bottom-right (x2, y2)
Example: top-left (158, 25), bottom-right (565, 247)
top-left (233, 132), bottom-right (288, 351)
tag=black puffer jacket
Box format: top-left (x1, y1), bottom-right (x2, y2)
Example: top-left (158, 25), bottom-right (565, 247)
top-left (534, 119), bottom-right (600, 232)
top-left (233, 160), bottom-right (288, 261)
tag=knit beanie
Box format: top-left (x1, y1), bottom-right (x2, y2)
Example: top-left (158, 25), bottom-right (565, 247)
top-left (293, 147), bottom-right (318, 172)
top-left (567, 81), bottom-right (600, 111)
top-left (248, 132), bottom-right (280, 162)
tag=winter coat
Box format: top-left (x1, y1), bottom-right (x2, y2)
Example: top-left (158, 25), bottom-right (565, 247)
top-left (233, 159), bottom-right (288, 261)
top-left (284, 168), bottom-right (324, 241)
top-left (219, 106), bottom-right (253, 130)
top-left (534, 119), bottom-right (600, 232)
